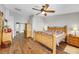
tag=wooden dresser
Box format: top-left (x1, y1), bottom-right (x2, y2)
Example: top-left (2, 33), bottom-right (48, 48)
top-left (24, 23), bottom-right (32, 38)
top-left (0, 11), bottom-right (3, 46)
top-left (67, 34), bottom-right (79, 47)
top-left (2, 32), bottom-right (12, 43)
top-left (1, 28), bottom-right (12, 48)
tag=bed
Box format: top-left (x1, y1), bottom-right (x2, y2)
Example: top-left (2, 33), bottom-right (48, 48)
top-left (48, 26), bottom-right (67, 46)
top-left (34, 26), bottom-right (67, 54)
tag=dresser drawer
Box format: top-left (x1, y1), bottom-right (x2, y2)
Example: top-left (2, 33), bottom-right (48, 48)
top-left (2, 32), bottom-right (12, 42)
top-left (67, 35), bottom-right (79, 47)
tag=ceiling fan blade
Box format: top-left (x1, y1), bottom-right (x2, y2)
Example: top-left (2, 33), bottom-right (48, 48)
top-left (44, 4), bottom-right (49, 9)
top-left (45, 10), bottom-right (55, 13)
top-left (32, 8), bottom-right (41, 11)
top-left (42, 4), bottom-right (49, 10)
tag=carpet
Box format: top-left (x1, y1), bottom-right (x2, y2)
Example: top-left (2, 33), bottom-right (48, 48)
top-left (64, 45), bottom-right (79, 54)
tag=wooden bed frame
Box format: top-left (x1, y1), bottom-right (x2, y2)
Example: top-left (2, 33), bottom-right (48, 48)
top-left (48, 25), bottom-right (67, 35)
top-left (34, 25), bottom-right (67, 54)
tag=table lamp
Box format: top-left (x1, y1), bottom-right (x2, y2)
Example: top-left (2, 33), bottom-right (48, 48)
top-left (73, 25), bottom-right (78, 36)
top-left (44, 25), bottom-right (48, 31)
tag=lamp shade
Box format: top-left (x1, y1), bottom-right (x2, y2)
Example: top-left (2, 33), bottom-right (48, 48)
top-left (44, 25), bottom-right (48, 31)
top-left (73, 25), bottom-right (78, 31)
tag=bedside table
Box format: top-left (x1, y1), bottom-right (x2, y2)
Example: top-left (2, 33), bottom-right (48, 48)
top-left (67, 34), bottom-right (79, 47)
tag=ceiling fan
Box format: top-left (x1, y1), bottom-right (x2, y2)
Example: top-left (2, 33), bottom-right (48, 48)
top-left (32, 4), bottom-right (55, 16)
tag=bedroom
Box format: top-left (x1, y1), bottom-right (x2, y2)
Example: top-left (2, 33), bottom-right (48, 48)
top-left (0, 4), bottom-right (79, 54)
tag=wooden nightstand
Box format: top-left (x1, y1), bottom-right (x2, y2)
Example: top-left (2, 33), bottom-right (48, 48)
top-left (1, 32), bottom-right (12, 48)
top-left (67, 34), bottom-right (79, 47)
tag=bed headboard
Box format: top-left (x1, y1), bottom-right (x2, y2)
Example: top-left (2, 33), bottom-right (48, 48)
top-left (48, 25), bottom-right (67, 34)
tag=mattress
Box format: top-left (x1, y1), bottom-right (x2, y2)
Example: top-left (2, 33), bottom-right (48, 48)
top-left (43, 30), bottom-right (66, 46)
top-left (56, 32), bottom-right (66, 46)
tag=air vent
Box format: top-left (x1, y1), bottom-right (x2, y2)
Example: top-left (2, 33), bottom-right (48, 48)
top-left (15, 8), bottom-right (21, 11)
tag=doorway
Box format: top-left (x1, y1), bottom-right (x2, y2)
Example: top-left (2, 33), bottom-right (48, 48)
top-left (15, 22), bottom-right (25, 40)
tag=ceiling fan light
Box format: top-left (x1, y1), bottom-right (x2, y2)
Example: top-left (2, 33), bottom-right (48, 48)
top-left (41, 11), bottom-right (45, 14)
top-left (44, 13), bottom-right (47, 16)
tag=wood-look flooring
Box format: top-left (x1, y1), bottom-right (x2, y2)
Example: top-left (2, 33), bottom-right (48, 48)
top-left (0, 33), bottom-right (51, 54)
top-left (0, 33), bottom-right (68, 54)
top-left (56, 42), bottom-right (68, 54)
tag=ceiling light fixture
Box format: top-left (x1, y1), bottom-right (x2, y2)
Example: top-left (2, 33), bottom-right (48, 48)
top-left (41, 11), bottom-right (45, 14)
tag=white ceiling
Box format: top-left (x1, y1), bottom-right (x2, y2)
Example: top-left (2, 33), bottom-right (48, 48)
top-left (4, 4), bottom-right (79, 16)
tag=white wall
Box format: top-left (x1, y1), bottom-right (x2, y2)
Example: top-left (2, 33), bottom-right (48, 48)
top-left (45, 13), bottom-right (79, 28)
top-left (0, 5), bottom-right (6, 14)
top-left (0, 5), bottom-right (15, 38)
top-left (32, 16), bottom-right (45, 31)
top-left (44, 12), bottom-right (79, 33)
top-left (0, 5), bottom-right (29, 38)
top-left (30, 16), bottom-right (45, 37)
top-left (5, 10), bottom-right (15, 38)
top-left (13, 12), bottom-right (29, 36)
top-left (1, 4), bottom-right (79, 38)
top-left (31, 12), bottom-right (79, 35)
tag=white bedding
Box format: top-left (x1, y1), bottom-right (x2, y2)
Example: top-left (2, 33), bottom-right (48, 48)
top-left (47, 31), bottom-right (66, 46)
top-left (56, 32), bottom-right (66, 46)
top-left (43, 30), bottom-right (66, 46)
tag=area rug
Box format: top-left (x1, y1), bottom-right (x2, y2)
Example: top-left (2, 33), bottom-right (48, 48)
top-left (64, 45), bottom-right (79, 54)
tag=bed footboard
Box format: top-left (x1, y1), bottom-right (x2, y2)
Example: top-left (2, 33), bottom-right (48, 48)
top-left (34, 31), bottom-right (56, 54)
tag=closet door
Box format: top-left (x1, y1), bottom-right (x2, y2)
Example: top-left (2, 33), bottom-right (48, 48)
top-left (27, 23), bottom-right (32, 37)
top-left (0, 12), bottom-right (3, 45)
top-left (25, 23), bottom-right (32, 38)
